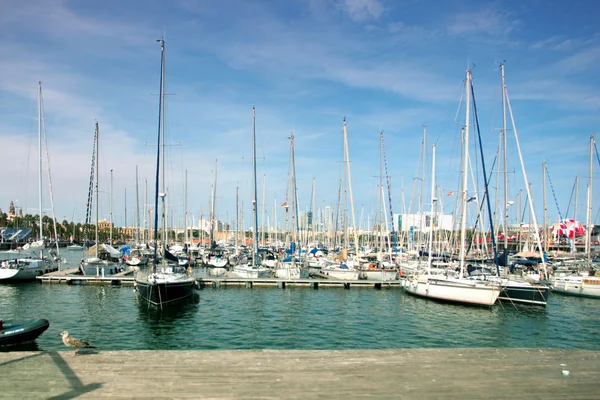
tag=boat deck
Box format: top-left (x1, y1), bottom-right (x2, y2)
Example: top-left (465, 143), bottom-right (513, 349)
top-left (0, 348), bottom-right (597, 399)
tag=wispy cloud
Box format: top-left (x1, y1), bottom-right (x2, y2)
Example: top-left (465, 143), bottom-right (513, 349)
top-left (339, 0), bottom-right (384, 21)
top-left (446, 7), bottom-right (519, 38)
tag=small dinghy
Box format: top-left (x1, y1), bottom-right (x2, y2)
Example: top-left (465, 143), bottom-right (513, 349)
top-left (0, 319), bottom-right (50, 346)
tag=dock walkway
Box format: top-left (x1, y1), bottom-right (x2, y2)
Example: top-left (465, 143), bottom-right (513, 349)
top-left (0, 348), bottom-right (597, 399)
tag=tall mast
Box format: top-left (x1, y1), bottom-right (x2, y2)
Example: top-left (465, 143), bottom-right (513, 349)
top-left (94, 121), bottom-right (99, 258)
top-left (342, 118), bottom-right (360, 260)
top-left (252, 106), bottom-right (259, 266)
top-left (152, 38), bottom-right (165, 270)
top-left (427, 145), bottom-right (436, 272)
top-left (38, 82), bottom-right (43, 241)
top-left (236, 183), bottom-right (239, 252)
top-left (504, 67), bottom-right (547, 273)
top-left (501, 64), bottom-right (508, 251)
top-left (543, 162), bottom-right (547, 252)
top-left (420, 126), bottom-right (427, 235)
top-left (586, 135), bottom-right (594, 260)
top-left (160, 39), bottom-right (167, 251)
top-left (135, 165), bottom-right (140, 244)
top-left (379, 131), bottom-right (384, 256)
top-left (459, 70), bottom-right (471, 276)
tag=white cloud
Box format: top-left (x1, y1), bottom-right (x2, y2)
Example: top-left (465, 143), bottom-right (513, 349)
top-left (339, 0), bottom-right (384, 21)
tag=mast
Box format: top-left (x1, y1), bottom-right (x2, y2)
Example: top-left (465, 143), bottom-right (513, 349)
top-left (574, 176), bottom-right (579, 222)
top-left (504, 68), bottom-right (547, 273)
top-left (184, 169), bottom-right (188, 245)
top-left (152, 38), bottom-right (165, 271)
top-left (94, 121), bottom-right (99, 258)
top-left (586, 135), bottom-right (594, 260)
top-left (543, 162), bottom-right (547, 252)
top-left (252, 106), bottom-right (259, 267)
top-left (501, 63), bottom-right (508, 251)
top-left (420, 126), bottom-right (427, 237)
top-left (379, 131), bottom-right (384, 258)
top-left (135, 165), bottom-right (140, 244)
top-left (110, 169), bottom-right (113, 244)
top-left (458, 69), bottom-right (472, 276)
top-left (261, 174), bottom-right (266, 246)
top-left (236, 183), bottom-right (239, 252)
top-left (427, 145), bottom-right (436, 272)
top-left (342, 118), bottom-right (360, 260)
top-left (38, 82), bottom-right (43, 241)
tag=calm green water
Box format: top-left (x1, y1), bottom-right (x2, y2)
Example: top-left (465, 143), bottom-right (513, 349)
top-left (1, 249), bottom-right (599, 351)
top-left (1, 280), bottom-right (599, 352)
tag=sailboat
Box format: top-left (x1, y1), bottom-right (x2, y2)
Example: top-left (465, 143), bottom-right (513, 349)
top-left (134, 38), bottom-right (196, 307)
top-left (321, 118), bottom-right (360, 280)
top-left (79, 122), bottom-right (124, 277)
top-left (359, 131), bottom-right (399, 281)
top-left (274, 133), bottom-right (302, 279)
top-left (0, 82), bottom-right (58, 281)
top-left (402, 69), bottom-right (501, 306)
top-left (551, 135), bottom-right (600, 299)
top-left (232, 106), bottom-right (270, 279)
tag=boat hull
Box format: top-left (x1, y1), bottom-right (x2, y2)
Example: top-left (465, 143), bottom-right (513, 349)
top-left (135, 278), bottom-right (195, 306)
top-left (499, 283), bottom-right (550, 306)
top-left (403, 277), bottom-right (500, 306)
top-left (0, 319), bottom-right (50, 346)
top-left (360, 269), bottom-right (398, 281)
top-left (551, 277), bottom-right (600, 299)
top-left (0, 261), bottom-right (57, 281)
top-left (322, 268), bottom-right (360, 280)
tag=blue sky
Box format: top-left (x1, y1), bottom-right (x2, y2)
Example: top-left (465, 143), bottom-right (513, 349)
top-left (1, 0), bottom-right (599, 232)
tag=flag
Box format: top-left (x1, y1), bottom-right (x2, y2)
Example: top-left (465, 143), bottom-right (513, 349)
top-left (281, 202), bottom-right (288, 208)
top-left (447, 191), bottom-right (454, 196)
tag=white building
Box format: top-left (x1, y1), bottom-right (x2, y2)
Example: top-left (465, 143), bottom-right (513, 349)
top-left (394, 212), bottom-right (453, 233)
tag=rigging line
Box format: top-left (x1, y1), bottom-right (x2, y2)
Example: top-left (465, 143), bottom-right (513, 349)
top-left (594, 140), bottom-right (600, 170)
top-left (470, 77), bottom-right (500, 274)
top-left (564, 178), bottom-right (577, 218)
top-left (380, 132), bottom-right (397, 247)
top-left (545, 165), bottom-right (563, 221)
top-left (464, 155), bottom-right (497, 257)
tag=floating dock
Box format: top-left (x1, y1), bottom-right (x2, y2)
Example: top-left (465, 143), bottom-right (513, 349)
top-left (37, 269), bottom-right (403, 289)
top-left (0, 348), bottom-right (597, 399)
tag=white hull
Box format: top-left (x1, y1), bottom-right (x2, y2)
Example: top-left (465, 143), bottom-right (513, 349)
top-left (208, 267), bottom-right (227, 276)
top-left (232, 265), bottom-right (271, 278)
top-left (274, 267), bottom-right (301, 279)
top-left (208, 258), bottom-right (228, 268)
top-left (0, 259), bottom-right (56, 281)
top-left (361, 269), bottom-right (398, 281)
top-left (322, 267), bottom-right (359, 280)
top-left (403, 275), bottom-right (500, 306)
top-left (551, 276), bottom-right (600, 299)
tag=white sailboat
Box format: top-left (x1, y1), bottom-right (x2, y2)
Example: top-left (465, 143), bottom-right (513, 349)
top-left (232, 106), bottom-right (270, 279)
top-left (403, 70), bottom-right (500, 306)
top-left (551, 135), bottom-right (600, 298)
top-left (79, 122), bottom-right (124, 277)
top-left (322, 118), bottom-right (360, 281)
top-left (1, 82), bottom-right (58, 281)
top-left (274, 133), bottom-right (302, 279)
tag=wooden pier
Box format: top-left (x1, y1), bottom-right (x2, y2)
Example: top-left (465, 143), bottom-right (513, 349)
top-left (38, 271), bottom-right (403, 289)
top-left (0, 348), bottom-right (597, 399)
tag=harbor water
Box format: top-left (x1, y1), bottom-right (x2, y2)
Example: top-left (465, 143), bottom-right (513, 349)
top-left (1, 250), bottom-right (599, 352)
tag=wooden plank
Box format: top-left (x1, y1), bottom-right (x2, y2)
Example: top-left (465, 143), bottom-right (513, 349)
top-left (0, 349), bottom-right (597, 399)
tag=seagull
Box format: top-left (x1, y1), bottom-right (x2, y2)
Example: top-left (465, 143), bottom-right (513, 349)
top-left (60, 331), bottom-right (96, 356)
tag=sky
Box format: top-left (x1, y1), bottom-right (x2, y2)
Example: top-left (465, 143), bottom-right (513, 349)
top-left (1, 0), bottom-right (599, 232)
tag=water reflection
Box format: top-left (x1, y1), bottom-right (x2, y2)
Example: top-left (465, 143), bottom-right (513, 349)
top-left (135, 293), bottom-right (200, 350)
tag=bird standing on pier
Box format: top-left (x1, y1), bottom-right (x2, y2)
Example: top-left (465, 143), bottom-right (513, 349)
top-left (60, 331), bottom-right (96, 356)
